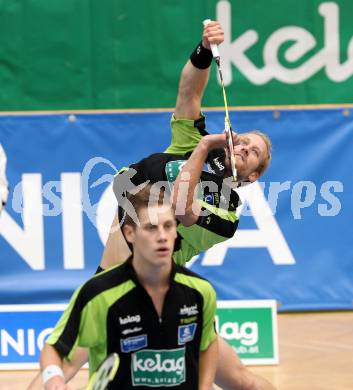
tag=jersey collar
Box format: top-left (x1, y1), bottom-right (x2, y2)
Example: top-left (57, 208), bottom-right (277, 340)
top-left (125, 255), bottom-right (177, 287)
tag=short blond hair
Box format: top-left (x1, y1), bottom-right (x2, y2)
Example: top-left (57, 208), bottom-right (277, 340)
top-left (248, 130), bottom-right (272, 177)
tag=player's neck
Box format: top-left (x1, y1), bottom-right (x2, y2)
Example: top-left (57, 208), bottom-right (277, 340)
top-left (132, 254), bottom-right (172, 290)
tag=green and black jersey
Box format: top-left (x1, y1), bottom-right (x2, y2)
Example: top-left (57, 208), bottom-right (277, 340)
top-left (113, 115), bottom-right (240, 266)
top-left (46, 258), bottom-right (217, 389)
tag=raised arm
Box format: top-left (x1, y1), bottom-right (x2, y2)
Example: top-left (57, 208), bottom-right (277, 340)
top-left (174, 21), bottom-right (224, 120)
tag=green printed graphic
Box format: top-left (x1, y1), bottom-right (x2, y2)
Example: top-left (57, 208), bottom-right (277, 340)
top-left (216, 302), bottom-right (277, 363)
top-left (0, 0), bottom-right (352, 110)
top-left (131, 348), bottom-right (185, 387)
top-left (165, 161), bottom-right (186, 184)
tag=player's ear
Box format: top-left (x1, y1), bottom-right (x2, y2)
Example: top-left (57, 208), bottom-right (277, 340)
top-left (247, 171), bottom-right (260, 183)
top-left (123, 224), bottom-right (135, 244)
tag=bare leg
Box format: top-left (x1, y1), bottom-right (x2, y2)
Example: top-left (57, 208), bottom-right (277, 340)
top-left (215, 336), bottom-right (276, 390)
top-left (27, 347), bottom-right (89, 389)
top-left (100, 214), bottom-right (132, 269)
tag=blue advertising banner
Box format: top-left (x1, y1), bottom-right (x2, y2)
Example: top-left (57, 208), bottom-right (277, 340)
top-left (0, 305), bottom-right (65, 369)
top-left (0, 108), bottom-right (352, 312)
top-left (0, 301), bottom-right (278, 369)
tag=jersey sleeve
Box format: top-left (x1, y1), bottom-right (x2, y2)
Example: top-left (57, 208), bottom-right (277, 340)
top-left (200, 283), bottom-right (218, 351)
top-left (175, 202), bottom-right (239, 263)
top-left (164, 114), bottom-right (206, 156)
top-left (46, 286), bottom-right (84, 360)
top-left (46, 284), bottom-right (102, 362)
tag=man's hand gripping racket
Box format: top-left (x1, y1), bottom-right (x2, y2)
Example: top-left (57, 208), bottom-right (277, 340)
top-left (203, 19), bottom-right (237, 183)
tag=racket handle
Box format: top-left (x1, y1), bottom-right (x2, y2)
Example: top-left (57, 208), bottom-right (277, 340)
top-left (202, 19), bottom-right (220, 59)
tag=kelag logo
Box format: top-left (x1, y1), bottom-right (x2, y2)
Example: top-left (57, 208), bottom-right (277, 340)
top-left (216, 301), bottom-right (279, 365)
top-left (218, 1), bottom-right (353, 85)
top-left (0, 305), bottom-right (65, 368)
top-left (131, 348), bottom-right (185, 386)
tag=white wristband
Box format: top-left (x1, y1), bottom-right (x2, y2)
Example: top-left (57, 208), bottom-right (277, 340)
top-left (42, 364), bottom-right (64, 384)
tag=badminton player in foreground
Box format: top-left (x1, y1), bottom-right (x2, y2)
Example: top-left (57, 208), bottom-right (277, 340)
top-left (40, 185), bottom-right (218, 389)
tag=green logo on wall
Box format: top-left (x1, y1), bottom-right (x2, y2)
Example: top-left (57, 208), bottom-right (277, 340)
top-left (216, 300), bottom-right (279, 364)
top-left (131, 348), bottom-right (185, 387)
top-left (1, 0), bottom-right (352, 109)
top-left (217, 1), bottom-right (353, 86)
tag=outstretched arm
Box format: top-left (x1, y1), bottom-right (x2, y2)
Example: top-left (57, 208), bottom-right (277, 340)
top-left (174, 21), bottom-right (224, 120)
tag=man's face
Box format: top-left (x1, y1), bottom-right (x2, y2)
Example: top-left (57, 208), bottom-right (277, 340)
top-left (124, 205), bottom-right (177, 267)
top-left (225, 133), bottom-right (268, 182)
